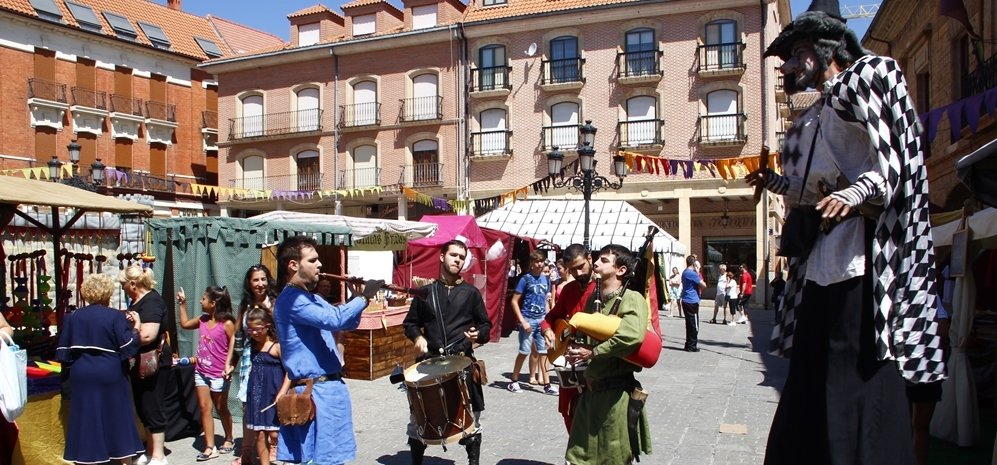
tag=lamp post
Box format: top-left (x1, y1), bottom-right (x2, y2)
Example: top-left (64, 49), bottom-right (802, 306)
top-left (55, 140), bottom-right (103, 191)
top-left (545, 120), bottom-right (626, 250)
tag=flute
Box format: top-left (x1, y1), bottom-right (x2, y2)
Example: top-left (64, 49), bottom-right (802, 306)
top-left (318, 273), bottom-right (429, 298)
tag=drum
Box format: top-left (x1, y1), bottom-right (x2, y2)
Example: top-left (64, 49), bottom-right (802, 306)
top-left (404, 355), bottom-right (475, 445)
top-left (550, 356), bottom-right (587, 391)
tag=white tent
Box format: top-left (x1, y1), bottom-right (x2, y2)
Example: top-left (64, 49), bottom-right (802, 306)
top-left (476, 199), bottom-right (687, 256)
top-left (251, 210), bottom-right (437, 244)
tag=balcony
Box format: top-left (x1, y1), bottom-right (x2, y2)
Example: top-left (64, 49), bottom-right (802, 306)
top-left (109, 94), bottom-right (144, 140)
top-left (776, 131), bottom-right (785, 151)
top-left (27, 78), bottom-right (69, 130)
top-left (697, 42), bottom-right (746, 77)
top-left (201, 111), bottom-right (218, 152)
top-left (470, 130), bottom-right (512, 158)
top-left (145, 100), bottom-right (178, 145)
top-left (340, 167), bottom-right (381, 189)
top-left (617, 119), bottom-right (664, 148)
top-left (774, 75), bottom-right (788, 103)
top-left (339, 102), bottom-right (380, 129)
top-left (616, 50), bottom-right (662, 84)
top-left (541, 57), bottom-right (585, 90)
top-left (70, 87), bottom-right (107, 136)
top-left (100, 172), bottom-right (182, 194)
top-left (698, 113), bottom-right (748, 146)
top-left (399, 96), bottom-right (443, 123)
top-left (401, 162), bottom-right (444, 187)
top-left (542, 124), bottom-right (581, 151)
top-left (228, 108), bottom-right (324, 141)
top-left (229, 173), bottom-right (325, 192)
top-left (964, 52), bottom-right (997, 98)
top-left (470, 66), bottom-right (512, 97)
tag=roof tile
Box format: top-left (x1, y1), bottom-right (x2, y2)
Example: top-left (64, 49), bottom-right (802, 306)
top-left (341, 0), bottom-right (387, 9)
top-left (207, 15), bottom-right (285, 55)
top-left (287, 4), bottom-right (334, 18)
top-left (463, 0), bottom-right (643, 22)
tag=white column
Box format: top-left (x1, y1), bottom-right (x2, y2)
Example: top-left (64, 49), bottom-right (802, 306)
top-left (677, 188), bottom-right (692, 257)
top-left (397, 195), bottom-right (408, 220)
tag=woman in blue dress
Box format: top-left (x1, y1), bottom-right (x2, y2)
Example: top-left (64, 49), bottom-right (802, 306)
top-left (56, 274), bottom-right (145, 464)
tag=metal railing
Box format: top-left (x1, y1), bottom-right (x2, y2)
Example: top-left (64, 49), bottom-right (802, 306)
top-left (339, 102), bottom-right (380, 127)
top-left (697, 42), bottom-right (745, 71)
top-left (145, 100), bottom-right (176, 122)
top-left (99, 172), bottom-right (178, 193)
top-left (228, 108), bottom-right (324, 139)
top-left (339, 167), bottom-right (381, 189)
top-left (470, 66), bottom-right (512, 92)
top-left (541, 57), bottom-right (585, 85)
top-left (402, 162), bottom-right (444, 187)
top-left (70, 87), bottom-right (106, 110)
top-left (110, 94), bottom-right (143, 116)
top-left (698, 113), bottom-right (748, 143)
top-left (27, 78), bottom-right (67, 103)
top-left (964, 52), bottom-right (997, 97)
top-left (617, 119), bottom-right (664, 147)
top-left (228, 172), bottom-right (325, 191)
top-left (202, 110), bottom-right (217, 129)
top-left (616, 50), bottom-right (661, 78)
top-left (471, 130), bottom-right (512, 156)
top-left (400, 96), bottom-right (443, 122)
top-left (542, 124), bottom-right (581, 151)
top-left (775, 131), bottom-right (785, 151)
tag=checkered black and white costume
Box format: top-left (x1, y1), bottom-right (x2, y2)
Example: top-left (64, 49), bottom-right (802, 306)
top-left (769, 55), bottom-right (947, 384)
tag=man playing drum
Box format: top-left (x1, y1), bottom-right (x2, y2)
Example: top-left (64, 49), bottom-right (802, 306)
top-left (563, 244), bottom-right (651, 465)
top-left (402, 239), bottom-right (491, 465)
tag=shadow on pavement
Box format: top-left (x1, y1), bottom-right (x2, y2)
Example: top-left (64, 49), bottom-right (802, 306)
top-left (495, 460), bottom-right (556, 465)
top-left (745, 308), bottom-right (789, 392)
top-left (377, 452), bottom-right (457, 464)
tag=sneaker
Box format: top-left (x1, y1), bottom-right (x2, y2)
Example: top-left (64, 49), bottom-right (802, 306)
top-left (726, 321), bottom-right (736, 326)
top-left (147, 458), bottom-right (169, 465)
top-left (507, 381), bottom-right (522, 393)
top-left (544, 384), bottom-right (558, 395)
top-left (736, 317), bottom-right (748, 324)
top-left (134, 455), bottom-right (149, 465)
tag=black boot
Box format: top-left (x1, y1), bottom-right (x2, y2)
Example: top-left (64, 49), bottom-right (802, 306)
top-left (461, 433), bottom-right (481, 465)
top-left (408, 437), bottom-right (426, 465)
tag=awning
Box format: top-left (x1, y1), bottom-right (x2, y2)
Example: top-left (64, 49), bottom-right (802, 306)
top-left (249, 210), bottom-right (437, 250)
top-left (475, 199), bottom-right (687, 255)
top-left (0, 175), bottom-right (153, 214)
top-left (956, 137), bottom-right (997, 208)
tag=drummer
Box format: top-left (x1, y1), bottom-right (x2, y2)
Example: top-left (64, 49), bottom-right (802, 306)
top-left (402, 239), bottom-right (492, 465)
top-left (541, 243), bottom-right (596, 432)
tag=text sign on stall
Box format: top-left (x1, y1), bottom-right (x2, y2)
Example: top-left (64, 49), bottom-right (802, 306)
top-left (352, 231), bottom-right (409, 251)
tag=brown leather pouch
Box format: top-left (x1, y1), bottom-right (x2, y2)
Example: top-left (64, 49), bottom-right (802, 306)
top-left (277, 379), bottom-right (315, 426)
top-left (471, 359), bottom-right (488, 385)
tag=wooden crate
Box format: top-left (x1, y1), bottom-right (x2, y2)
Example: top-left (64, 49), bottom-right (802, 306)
top-left (343, 309), bottom-right (419, 380)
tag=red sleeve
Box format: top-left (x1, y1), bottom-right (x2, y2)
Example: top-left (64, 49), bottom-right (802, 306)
top-left (542, 282), bottom-right (577, 331)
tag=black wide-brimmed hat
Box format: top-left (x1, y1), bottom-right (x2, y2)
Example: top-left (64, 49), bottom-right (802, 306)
top-left (764, 0), bottom-right (848, 60)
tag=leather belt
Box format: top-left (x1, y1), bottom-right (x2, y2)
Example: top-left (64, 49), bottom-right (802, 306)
top-left (585, 374), bottom-right (635, 393)
top-left (294, 373), bottom-right (342, 386)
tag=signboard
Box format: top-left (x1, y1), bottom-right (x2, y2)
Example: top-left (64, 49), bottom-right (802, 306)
top-left (351, 231), bottom-right (409, 251)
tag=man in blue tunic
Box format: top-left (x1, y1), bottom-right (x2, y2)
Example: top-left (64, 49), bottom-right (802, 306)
top-left (273, 235), bottom-right (382, 464)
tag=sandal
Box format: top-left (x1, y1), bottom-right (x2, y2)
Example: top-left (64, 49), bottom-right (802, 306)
top-left (196, 448), bottom-right (219, 462)
top-left (218, 440), bottom-right (235, 454)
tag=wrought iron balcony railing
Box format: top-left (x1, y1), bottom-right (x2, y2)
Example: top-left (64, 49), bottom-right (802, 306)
top-left (110, 94), bottom-right (144, 116)
top-left (229, 172), bottom-right (325, 192)
top-left (27, 78), bottom-right (68, 103)
top-left (99, 172), bottom-right (181, 193)
top-left (964, 52), bottom-right (997, 97)
top-left (202, 110), bottom-right (217, 129)
top-left (697, 42), bottom-right (746, 72)
top-left (339, 102), bottom-right (380, 127)
top-left (340, 167), bottom-right (381, 189)
top-left (541, 57), bottom-right (585, 85)
top-left (470, 66), bottom-right (513, 92)
top-left (471, 130), bottom-right (512, 156)
top-left (401, 162), bottom-right (444, 187)
top-left (145, 100), bottom-right (177, 122)
top-left (228, 108), bottom-right (324, 140)
top-left (70, 87), bottom-right (106, 110)
top-left (542, 124), bottom-right (582, 151)
top-left (698, 113), bottom-right (748, 143)
top-left (616, 50), bottom-right (662, 78)
top-left (617, 119), bottom-right (664, 147)
top-left (399, 96), bottom-right (443, 122)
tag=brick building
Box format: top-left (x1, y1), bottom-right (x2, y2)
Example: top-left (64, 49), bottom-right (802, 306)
top-left (201, 0), bottom-right (792, 294)
top-left (0, 0), bottom-right (282, 216)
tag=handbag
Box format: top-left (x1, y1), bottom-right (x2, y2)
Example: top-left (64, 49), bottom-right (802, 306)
top-left (778, 118), bottom-right (822, 258)
top-left (0, 332), bottom-right (27, 422)
top-left (471, 359), bottom-right (488, 385)
top-left (137, 332), bottom-right (169, 379)
top-left (277, 379), bottom-right (316, 426)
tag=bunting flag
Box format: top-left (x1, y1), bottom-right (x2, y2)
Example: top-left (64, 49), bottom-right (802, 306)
top-left (919, 85), bottom-right (997, 148)
top-left (618, 151), bottom-right (778, 181)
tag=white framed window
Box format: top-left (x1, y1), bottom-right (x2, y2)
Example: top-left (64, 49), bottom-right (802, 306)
top-left (241, 155), bottom-right (264, 190)
top-left (411, 139), bottom-right (440, 185)
top-left (240, 95), bottom-right (263, 137)
top-left (353, 14), bottom-right (375, 36)
top-left (411, 74), bottom-right (439, 120)
top-left (549, 102), bottom-right (579, 149)
top-left (296, 87), bottom-right (320, 131)
top-left (352, 81), bottom-right (377, 125)
top-left (351, 145), bottom-right (378, 188)
top-left (705, 89), bottom-right (739, 141)
top-left (625, 96), bottom-right (657, 146)
top-left (479, 108), bottom-right (508, 154)
top-left (299, 23), bottom-right (320, 46)
top-left (412, 5), bottom-right (437, 30)
top-left (705, 20), bottom-right (738, 68)
top-left (296, 150), bottom-right (320, 190)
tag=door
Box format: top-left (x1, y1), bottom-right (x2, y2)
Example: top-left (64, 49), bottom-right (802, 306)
top-left (412, 74), bottom-right (438, 120)
top-left (706, 90), bottom-right (738, 140)
top-left (353, 81), bottom-right (377, 126)
top-left (242, 95), bottom-right (263, 137)
top-left (626, 96), bottom-right (656, 146)
top-left (297, 88), bottom-right (320, 132)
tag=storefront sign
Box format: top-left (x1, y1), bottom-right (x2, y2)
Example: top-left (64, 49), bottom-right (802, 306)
top-left (352, 231), bottom-right (409, 251)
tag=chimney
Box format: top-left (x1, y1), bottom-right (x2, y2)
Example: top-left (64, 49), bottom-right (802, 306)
top-left (167, 0), bottom-right (181, 10)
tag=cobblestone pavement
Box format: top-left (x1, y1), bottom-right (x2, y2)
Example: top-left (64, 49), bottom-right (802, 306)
top-left (166, 305), bottom-right (788, 465)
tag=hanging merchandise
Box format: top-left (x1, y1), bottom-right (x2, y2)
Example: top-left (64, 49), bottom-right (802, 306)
top-left (35, 252), bottom-right (52, 327)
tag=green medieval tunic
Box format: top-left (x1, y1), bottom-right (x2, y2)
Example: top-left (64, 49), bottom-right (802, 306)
top-left (565, 290), bottom-right (652, 465)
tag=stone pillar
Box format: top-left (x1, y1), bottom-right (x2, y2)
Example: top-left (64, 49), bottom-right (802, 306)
top-left (677, 188), bottom-right (692, 257)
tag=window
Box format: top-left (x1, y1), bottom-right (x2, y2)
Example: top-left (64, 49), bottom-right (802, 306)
top-left (296, 87), bottom-right (320, 131)
top-left (548, 102), bottom-right (579, 149)
top-left (351, 81), bottom-right (377, 126)
top-left (624, 29), bottom-right (656, 76)
top-left (477, 108), bottom-right (508, 155)
top-left (66, 1), bottom-right (102, 32)
top-left (477, 45), bottom-right (507, 91)
top-left (482, 0), bottom-right (506, 6)
top-left (138, 22), bottom-right (171, 49)
top-left (412, 5), bottom-right (437, 30)
top-left (955, 35), bottom-right (971, 98)
top-left (549, 36), bottom-right (580, 83)
top-left (299, 23), bottom-right (320, 46)
top-left (195, 37), bottom-right (223, 58)
top-left (704, 20), bottom-right (738, 69)
top-left (30, 0), bottom-right (62, 23)
top-left (915, 71), bottom-right (930, 113)
top-left (623, 96), bottom-right (658, 146)
top-left (103, 11), bottom-right (137, 41)
top-left (241, 155), bottom-right (264, 190)
top-left (240, 95), bottom-right (264, 137)
top-left (350, 145), bottom-right (378, 188)
top-left (296, 150), bottom-right (320, 190)
top-left (409, 74), bottom-right (439, 121)
top-left (353, 14), bottom-right (375, 36)
top-left (412, 140), bottom-right (440, 186)
top-left (704, 89), bottom-right (740, 141)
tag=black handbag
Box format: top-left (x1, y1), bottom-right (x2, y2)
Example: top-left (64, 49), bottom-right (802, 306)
top-left (777, 119), bottom-right (822, 258)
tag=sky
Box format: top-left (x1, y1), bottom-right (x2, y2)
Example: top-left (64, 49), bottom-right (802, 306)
top-left (153, 0), bottom-right (874, 42)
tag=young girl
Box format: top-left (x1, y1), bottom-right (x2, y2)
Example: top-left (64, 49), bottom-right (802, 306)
top-left (233, 265), bottom-right (275, 465)
top-left (178, 286), bottom-right (237, 461)
top-left (241, 307), bottom-right (290, 465)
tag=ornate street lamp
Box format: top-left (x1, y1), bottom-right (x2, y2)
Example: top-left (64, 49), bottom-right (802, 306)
top-left (47, 155), bottom-right (63, 181)
top-left (545, 120), bottom-right (625, 250)
top-left (55, 140), bottom-right (102, 192)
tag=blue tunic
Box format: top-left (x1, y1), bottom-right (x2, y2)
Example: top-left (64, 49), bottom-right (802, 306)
top-left (273, 286), bottom-right (367, 465)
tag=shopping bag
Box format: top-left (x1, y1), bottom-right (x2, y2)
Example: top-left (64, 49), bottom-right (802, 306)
top-left (0, 332), bottom-right (27, 422)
